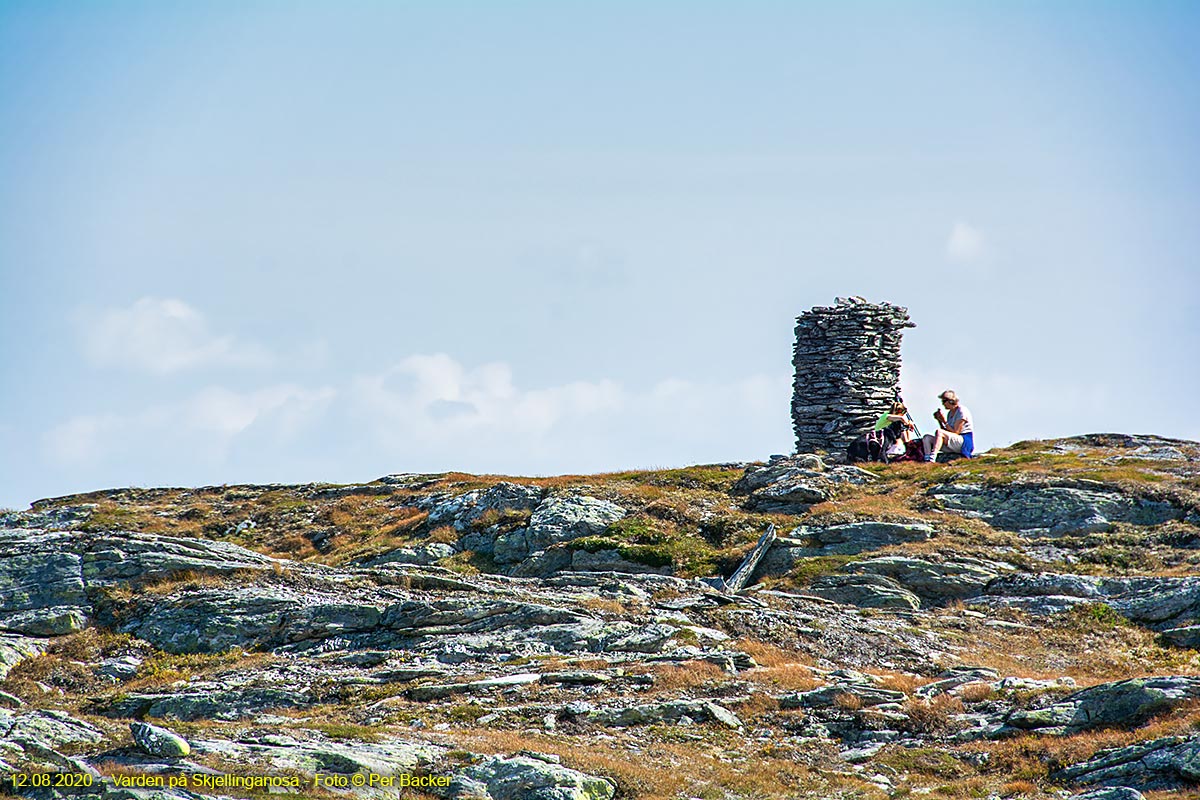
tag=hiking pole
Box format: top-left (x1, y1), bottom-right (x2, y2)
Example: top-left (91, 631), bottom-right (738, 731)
top-left (894, 390), bottom-right (922, 438)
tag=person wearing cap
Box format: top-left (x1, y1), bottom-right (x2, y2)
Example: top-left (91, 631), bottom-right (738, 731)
top-left (922, 390), bottom-right (974, 462)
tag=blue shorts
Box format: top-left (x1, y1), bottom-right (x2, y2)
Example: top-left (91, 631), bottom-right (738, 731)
top-left (961, 432), bottom-right (974, 458)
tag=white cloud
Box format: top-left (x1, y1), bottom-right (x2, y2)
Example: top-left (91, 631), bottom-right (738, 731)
top-left (40, 352), bottom-right (793, 481)
top-left (82, 297), bottom-right (273, 374)
top-left (348, 355), bottom-right (791, 471)
top-left (43, 384), bottom-right (335, 466)
top-left (350, 354), bottom-right (624, 445)
top-left (945, 221), bottom-right (985, 263)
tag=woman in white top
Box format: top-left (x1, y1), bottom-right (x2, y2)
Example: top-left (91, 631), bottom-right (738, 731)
top-left (922, 390), bottom-right (974, 461)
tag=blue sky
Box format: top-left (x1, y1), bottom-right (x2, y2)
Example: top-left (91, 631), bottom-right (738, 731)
top-left (2, 2), bottom-right (1198, 508)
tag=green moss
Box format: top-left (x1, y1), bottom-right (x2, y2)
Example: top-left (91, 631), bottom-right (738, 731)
top-left (470, 507), bottom-right (533, 531)
top-left (571, 536), bottom-right (675, 569)
top-left (445, 704), bottom-right (488, 724)
top-left (607, 465), bottom-right (743, 492)
top-left (1057, 602), bottom-right (1130, 632)
top-left (440, 550), bottom-right (495, 575)
top-left (785, 555), bottom-right (856, 586)
top-left (313, 722), bottom-right (381, 743)
top-left (79, 504), bottom-right (144, 531)
top-left (878, 747), bottom-right (974, 779)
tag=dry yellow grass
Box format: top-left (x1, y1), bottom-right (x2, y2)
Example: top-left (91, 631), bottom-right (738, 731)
top-left (875, 671), bottom-right (927, 694)
top-left (733, 638), bottom-right (816, 669)
top-left (956, 609), bottom-right (1200, 683)
top-left (743, 663), bottom-right (822, 692)
top-left (426, 524), bottom-right (458, 544)
top-left (958, 681), bottom-right (997, 703)
top-left (453, 728), bottom-right (883, 800)
top-left (638, 661), bottom-right (728, 693)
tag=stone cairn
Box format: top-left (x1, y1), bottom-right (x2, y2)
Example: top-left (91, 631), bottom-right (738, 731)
top-left (792, 297), bottom-right (915, 456)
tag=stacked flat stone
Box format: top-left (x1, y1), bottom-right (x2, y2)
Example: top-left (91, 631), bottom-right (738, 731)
top-left (792, 297), bottom-right (914, 456)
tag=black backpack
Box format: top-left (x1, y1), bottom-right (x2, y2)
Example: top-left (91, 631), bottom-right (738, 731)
top-left (847, 421), bottom-right (904, 464)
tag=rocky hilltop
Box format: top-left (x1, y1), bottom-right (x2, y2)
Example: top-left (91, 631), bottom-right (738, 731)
top-left (2, 434), bottom-right (1200, 800)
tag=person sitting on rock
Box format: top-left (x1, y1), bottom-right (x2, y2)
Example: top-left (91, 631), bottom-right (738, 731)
top-left (922, 390), bottom-right (974, 462)
top-left (884, 402), bottom-right (929, 462)
top-left (879, 402), bottom-right (919, 461)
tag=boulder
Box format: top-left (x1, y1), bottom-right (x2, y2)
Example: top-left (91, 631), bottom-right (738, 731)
top-left (450, 752), bottom-right (616, 800)
top-left (130, 721), bottom-right (191, 758)
top-left (425, 482), bottom-right (545, 533)
top-left (1069, 789), bottom-right (1145, 800)
top-left (493, 495), bottom-right (625, 565)
top-left (734, 455), bottom-right (876, 513)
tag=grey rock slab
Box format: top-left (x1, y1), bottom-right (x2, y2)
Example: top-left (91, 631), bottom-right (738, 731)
top-left (1069, 789), bottom-right (1146, 800)
top-left (846, 555), bottom-right (1004, 601)
top-left (929, 482), bottom-right (1182, 536)
top-left (1056, 733), bottom-right (1200, 790)
top-left (539, 671), bottom-right (612, 686)
top-left (566, 548), bottom-right (670, 575)
top-left (915, 667), bottom-right (1001, 698)
top-left (840, 742), bottom-right (887, 763)
top-left (985, 572), bottom-right (1109, 599)
top-left (106, 686), bottom-right (314, 721)
top-left (1160, 625), bottom-right (1200, 648)
top-left (0, 708), bottom-right (105, 751)
top-left (1, 528), bottom-right (282, 639)
top-left (130, 721), bottom-right (191, 758)
top-left (192, 733), bottom-right (444, 779)
top-left (806, 574), bottom-right (921, 610)
top-left (407, 673), bottom-right (541, 701)
top-left (589, 699), bottom-right (741, 729)
top-left (450, 752), bottom-right (616, 800)
top-left (0, 506), bottom-right (95, 530)
top-left (969, 594), bottom-right (1095, 616)
top-left (97, 655), bottom-right (144, 682)
top-left (1112, 577), bottom-right (1200, 627)
top-left (981, 573), bottom-right (1200, 631)
top-left (1006, 676), bottom-right (1200, 734)
top-left (780, 684), bottom-right (907, 709)
top-left (757, 524), bottom-right (934, 574)
top-left (510, 547), bottom-right (574, 578)
top-left (0, 529), bottom-right (88, 635)
top-left (82, 532), bottom-right (277, 585)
